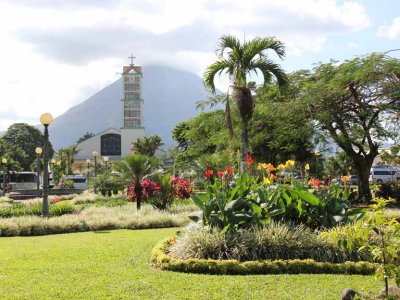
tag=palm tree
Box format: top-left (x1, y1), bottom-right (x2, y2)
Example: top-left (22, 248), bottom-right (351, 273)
top-left (204, 35), bottom-right (288, 172)
top-left (124, 153), bottom-right (155, 210)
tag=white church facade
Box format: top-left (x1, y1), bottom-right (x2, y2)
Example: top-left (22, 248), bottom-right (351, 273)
top-left (75, 62), bottom-right (145, 160)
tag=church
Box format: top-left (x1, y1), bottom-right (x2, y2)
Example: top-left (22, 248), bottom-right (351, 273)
top-left (75, 59), bottom-right (145, 161)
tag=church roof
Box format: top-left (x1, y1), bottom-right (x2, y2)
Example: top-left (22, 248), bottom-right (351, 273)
top-left (122, 65), bottom-right (142, 75)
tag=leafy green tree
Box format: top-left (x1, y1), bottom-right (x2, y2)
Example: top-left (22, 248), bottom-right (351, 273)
top-left (76, 132), bottom-right (95, 144)
top-left (133, 135), bottom-right (164, 157)
top-left (304, 53), bottom-right (400, 201)
top-left (2, 123), bottom-right (54, 170)
top-left (324, 152), bottom-right (354, 177)
top-left (57, 144), bottom-right (80, 174)
top-left (204, 35), bottom-right (288, 172)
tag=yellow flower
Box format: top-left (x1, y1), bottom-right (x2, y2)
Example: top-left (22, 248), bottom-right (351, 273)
top-left (257, 163), bottom-right (268, 170)
top-left (305, 163), bottom-right (310, 171)
top-left (285, 160), bottom-right (295, 168)
top-left (277, 164), bottom-right (285, 171)
top-left (263, 177), bottom-right (271, 185)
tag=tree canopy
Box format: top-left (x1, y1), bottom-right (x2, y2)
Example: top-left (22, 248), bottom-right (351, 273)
top-left (2, 123), bottom-right (54, 170)
top-left (303, 53), bottom-right (400, 200)
top-left (133, 135), bottom-right (164, 157)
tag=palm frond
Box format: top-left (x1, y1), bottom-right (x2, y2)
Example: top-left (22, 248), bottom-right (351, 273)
top-left (243, 37), bottom-right (286, 61)
top-left (249, 58), bottom-right (288, 88)
top-left (218, 35), bottom-right (242, 57)
top-left (203, 59), bottom-right (233, 93)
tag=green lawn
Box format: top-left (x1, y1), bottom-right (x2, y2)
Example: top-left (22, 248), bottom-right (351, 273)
top-left (0, 228), bottom-right (382, 299)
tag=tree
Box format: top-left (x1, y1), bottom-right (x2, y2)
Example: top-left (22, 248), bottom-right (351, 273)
top-left (124, 153), bottom-right (156, 210)
top-left (133, 135), bottom-right (164, 157)
top-left (304, 53), bottom-right (400, 201)
top-left (76, 132), bottom-right (95, 144)
top-left (57, 144), bottom-right (80, 174)
top-left (2, 123), bottom-right (54, 170)
top-left (204, 35), bottom-right (288, 172)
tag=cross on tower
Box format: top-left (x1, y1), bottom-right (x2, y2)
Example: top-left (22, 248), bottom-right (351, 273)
top-left (128, 54), bottom-right (136, 66)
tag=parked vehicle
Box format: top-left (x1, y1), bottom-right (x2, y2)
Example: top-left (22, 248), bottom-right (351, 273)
top-left (62, 175), bottom-right (87, 190)
top-left (369, 165), bottom-right (400, 183)
top-left (0, 171), bottom-right (39, 191)
top-left (349, 175), bottom-right (359, 184)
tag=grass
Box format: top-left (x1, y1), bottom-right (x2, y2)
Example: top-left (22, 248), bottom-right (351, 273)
top-left (0, 228), bottom-right (384, 299)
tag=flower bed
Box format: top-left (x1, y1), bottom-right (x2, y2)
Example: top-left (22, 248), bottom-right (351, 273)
top-left (150, 236), bottom-right (376, 275)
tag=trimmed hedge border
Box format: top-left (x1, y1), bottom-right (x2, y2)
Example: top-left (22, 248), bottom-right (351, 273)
top-left (150, 237), bottom-right (377, 275)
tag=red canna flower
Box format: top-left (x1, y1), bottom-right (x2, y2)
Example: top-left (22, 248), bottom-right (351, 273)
top-left (247, 153), bottom-right (254, 166)
top-left (204, 169), bottom-right (214, 177)
top-left (309, 178), bottom-right (321, 188)
top-left (226, 166), bottom-right (233, 175)
top-left (217, 171), bottom-right (224, 178)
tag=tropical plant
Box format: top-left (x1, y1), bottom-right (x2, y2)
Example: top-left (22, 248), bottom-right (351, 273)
top-left (57, 144), bottom-right (80, 175)
top-left (124, 153), bottom-right (157, 210)
top-left (322, 198), bottom-right (400, 297)
top-left (204, 35), bottom-right (288, 172)
top-left (133, 135), bottom-right (164, 157)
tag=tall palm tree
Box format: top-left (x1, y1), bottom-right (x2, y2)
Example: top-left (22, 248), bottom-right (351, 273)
top-left (204, 35), bottom-right (288, 172)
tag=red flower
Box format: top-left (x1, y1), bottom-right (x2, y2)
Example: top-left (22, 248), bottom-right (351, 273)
top-left (217, 171), bottom-right (224, 177)
top-left (226, 166), bottom-right (233, 175)
top-left (205, 169), bottom-right (214, 177)
top-left (309, 178), bottom-right (321, 188)
top-left (247, 154), bottom-right (254, 166)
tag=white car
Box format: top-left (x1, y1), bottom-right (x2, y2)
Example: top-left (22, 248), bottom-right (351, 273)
top-left (369, 166), bottom-right (400, 183)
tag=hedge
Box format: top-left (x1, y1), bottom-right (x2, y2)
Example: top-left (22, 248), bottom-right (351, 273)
top-left (150, 237), bottom-right (376, 275)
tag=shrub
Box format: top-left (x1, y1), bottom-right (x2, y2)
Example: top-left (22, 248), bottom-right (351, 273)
top-left (151, 237), bottom-right (376, 275)
top-left (0, 204), bottom-right (191, 237)
top-left (377, 181), bottom-right (400, 201)
top-left (168, 222), bottom-right (370, 263)
top-left (49, 201), bottom-right (77, 216)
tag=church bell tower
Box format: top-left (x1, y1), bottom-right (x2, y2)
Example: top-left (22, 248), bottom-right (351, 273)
top-left (120, 55), bottom-right (145, 157)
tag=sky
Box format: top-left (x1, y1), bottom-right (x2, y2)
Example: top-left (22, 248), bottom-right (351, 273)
top-left (0, 0), bottom-right (399, 131)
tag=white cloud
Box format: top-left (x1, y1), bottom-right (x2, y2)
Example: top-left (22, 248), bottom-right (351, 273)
top-left (378, 17), bottom-right (400, 39)
top-left (0, 0), bottom-right (371, 131)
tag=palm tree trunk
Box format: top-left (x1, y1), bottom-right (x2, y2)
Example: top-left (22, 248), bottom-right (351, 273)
top-left (225, 92), bottom-right (234, 140)
top-left (240, 120), bottom-right (248, 173)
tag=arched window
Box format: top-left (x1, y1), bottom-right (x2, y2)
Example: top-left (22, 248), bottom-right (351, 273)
top-left (101, 133), bottom-right (121, 156)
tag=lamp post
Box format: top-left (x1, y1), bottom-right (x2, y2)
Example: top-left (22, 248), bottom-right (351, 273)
top-left (40, 112), bottom-right (53, 217)
top-left (2, 158), bottom-right (7, 196)
top-left (86, 159), bottom-right (90, 181)
top-left (314, 150), bottom-right (321, 178)
top-left (35, 147), bottom-right (42, 197)
top-left (103, 156), bottom-right (109, 170)
top-left (92, 151), bottom-right (98, 194)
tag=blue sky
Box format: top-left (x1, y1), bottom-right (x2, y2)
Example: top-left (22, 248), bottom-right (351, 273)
top-left (0, 0), bottom-right (399, 131)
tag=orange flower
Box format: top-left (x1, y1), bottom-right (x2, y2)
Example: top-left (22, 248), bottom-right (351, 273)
top-left (341, 176), bottom-right (350, 183)
top-left (270, 174), bottom-right (277, 181)
top-left (267, 164), bottom-right (276, 172)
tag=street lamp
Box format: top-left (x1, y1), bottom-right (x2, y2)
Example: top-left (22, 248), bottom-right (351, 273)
top-left (40, 112), bottom-right (53, 217)
top-left (103, 156), bottom-right (109, 169)
top-left (35, 147), bottom-right (42, 197)
top-left (1, 158), bottom-right (7, 196)
top-left (86, 159), bottom-right (90, 181)
top-left (92, 151), bottom-right (98, 194)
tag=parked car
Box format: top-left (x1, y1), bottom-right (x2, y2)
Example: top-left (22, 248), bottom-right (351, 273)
top-left (369, 165), bottom-right (400, 183)
top-left (349, 175), bottom-right (359, 184)
top-left (62, 175), bottom-right (88, 190)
